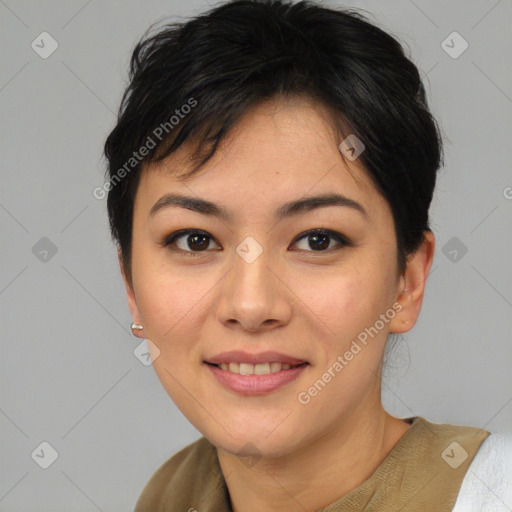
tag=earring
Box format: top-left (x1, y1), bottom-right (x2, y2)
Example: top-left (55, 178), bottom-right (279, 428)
top-left (131, 323), bottom-right (143, 336)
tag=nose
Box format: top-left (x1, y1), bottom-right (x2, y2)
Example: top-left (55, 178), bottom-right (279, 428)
top-left (215, 246), bottom-right (293, 333)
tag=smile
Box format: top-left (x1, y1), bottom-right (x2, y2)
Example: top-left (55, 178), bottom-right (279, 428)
top-left (204, 361), bottom-right (309, 395)
top-left (209, 361), bottom-right (305, 375)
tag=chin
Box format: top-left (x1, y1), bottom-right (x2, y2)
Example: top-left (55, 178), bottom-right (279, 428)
top-left (207, 421), bottom-right (306, 460)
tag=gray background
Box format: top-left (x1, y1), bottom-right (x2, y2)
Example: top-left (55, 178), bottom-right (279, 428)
top-left (1, 0), bottom-right (511, 510)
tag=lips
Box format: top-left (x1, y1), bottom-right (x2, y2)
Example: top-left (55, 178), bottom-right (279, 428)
top-left (204, 350), bottom-right (308, 366)
top-left (203, 350), bottom-right (310, 393)
top-left (205, 360), bottom-right (309, 394)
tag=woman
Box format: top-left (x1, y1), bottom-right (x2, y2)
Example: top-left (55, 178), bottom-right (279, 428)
top-left (103, 0), bottom-right (512, 510)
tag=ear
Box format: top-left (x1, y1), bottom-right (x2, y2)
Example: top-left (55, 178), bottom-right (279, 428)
top-left (389, 231), bottom-right (435, 333)
top-left (118, 246), bottom-right (145, 339)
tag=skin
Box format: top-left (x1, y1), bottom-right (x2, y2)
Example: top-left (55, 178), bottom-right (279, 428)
top-left (120, 95), bottom-right (435, 512)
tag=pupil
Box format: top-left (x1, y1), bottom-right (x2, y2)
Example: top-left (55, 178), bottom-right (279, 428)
top-left (310, 233), bottom-right (329, 250)
top-left (189, 234), bottom-right (209, 250)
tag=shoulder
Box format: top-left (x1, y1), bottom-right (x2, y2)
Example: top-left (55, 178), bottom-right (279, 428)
top-left (416, 416), bottom-right (490, 440)
top-left (452, 430), bottom-right (512, 512)
top-left (409, 416), bottom-right (491, 463)
top-left (134, 436), bottom-right (223, 512)
top-left (368, 416), bottom-right (491, 510)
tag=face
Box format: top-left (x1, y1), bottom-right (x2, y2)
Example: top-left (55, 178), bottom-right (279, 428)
top-left (122, 96), bottom-right (414, 458)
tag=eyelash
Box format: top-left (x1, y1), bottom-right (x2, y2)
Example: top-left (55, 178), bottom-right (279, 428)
top-left (161, 228), bottom-right (353, 257)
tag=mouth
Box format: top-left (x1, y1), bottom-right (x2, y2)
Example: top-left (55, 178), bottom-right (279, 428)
top-left (204, 361), bottom-right (308, 375)
top-left (203, 351), bottom-right (310, 395)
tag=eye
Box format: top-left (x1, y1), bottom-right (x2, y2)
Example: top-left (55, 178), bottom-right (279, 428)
top-left (162, 229), bottom-right (220, 256)
top-left (290, 228), bottom-right (353, 252)
top-left (162, 228), bottom-right (352, 257)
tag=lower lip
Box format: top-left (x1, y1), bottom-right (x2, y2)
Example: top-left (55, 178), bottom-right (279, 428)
top-left (204, 363), bottom-right (308, 395)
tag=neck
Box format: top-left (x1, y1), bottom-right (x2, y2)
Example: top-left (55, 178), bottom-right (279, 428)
top-left (216, 406), bottom-right (411, 512)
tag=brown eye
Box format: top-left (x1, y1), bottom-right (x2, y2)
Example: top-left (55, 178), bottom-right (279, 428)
top-left (291, 229), bottom-right (352, 252)
top-left (162, 228), bottom-right (352, 257)
top-left (164, 230), bottom-right (220, 254)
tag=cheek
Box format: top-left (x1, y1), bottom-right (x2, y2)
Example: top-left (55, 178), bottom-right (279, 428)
top-left (306, 270), bottom-right (379, 339)
top-left (300, 263), bottom-right (394, 392)
top-left (134, 273), bottom-right (202, 360)
top-left (135, 247), bottom-right (208, 329)
top-left (136, 276), bottom-right (207, 412)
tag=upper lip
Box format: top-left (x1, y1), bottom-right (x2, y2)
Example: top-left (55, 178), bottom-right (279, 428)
top-left (204, 351), bottom-right (308, 365)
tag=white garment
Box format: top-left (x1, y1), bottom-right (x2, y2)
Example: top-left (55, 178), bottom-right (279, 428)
top-left (452, 431), bottom-right (512, 512)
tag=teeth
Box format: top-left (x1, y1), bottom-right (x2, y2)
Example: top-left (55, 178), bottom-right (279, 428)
top-left (239, 363), bottom-right (253, 375)
top-left (270, 362), bottom-right (282, 373)
top-left (254, 363), bottom-right (270, 375)
top-left (215, 362), bottom-right (302, 375)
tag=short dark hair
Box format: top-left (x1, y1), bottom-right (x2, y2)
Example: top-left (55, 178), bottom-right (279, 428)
top-left (103, 0), bottom-right (442, 287)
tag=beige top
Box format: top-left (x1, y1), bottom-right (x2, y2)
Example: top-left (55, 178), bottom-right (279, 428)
top-left (134, 416), bottom-right (490, 511)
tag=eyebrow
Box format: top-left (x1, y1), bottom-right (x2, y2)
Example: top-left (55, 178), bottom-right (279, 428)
top-left (149, 192), bottom-right (368, 222)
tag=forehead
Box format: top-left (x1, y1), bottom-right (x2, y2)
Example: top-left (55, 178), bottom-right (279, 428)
top-left (135, 97), bottom-right (387, 222)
